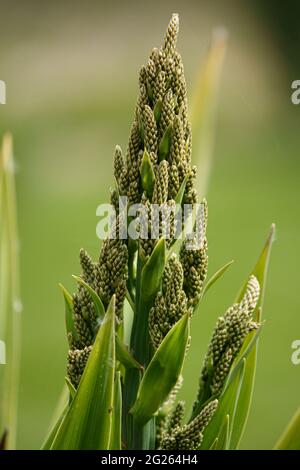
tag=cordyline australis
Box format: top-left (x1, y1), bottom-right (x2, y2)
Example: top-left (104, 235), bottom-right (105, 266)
top-left (44, 14), bottom-right (275, 450)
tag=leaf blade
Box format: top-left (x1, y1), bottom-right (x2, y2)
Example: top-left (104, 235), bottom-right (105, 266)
top-left (109, 372), bottom-right (122, 450)
top-left (274, 408), bottom-right (300, 450)
top-left (229, 224), bottom-right (275, 449)
top-left (51, 296), bottom-right (116, 450)
top-left (72, 275), bottom-right (105, 322)
top-left (59, 284), bottom-right (77, 345)
top-left (130, 314), bottom-right (190, 425)
top-left (200, 358), bottom-right (245, 450)
top-left (203, 260), bottom-right (234, 297)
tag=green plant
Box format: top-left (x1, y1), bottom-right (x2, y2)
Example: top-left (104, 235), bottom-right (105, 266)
top-left (0, 14), bottom-right (298, 451)
top-left (41, 14), bottom-right (278, 450)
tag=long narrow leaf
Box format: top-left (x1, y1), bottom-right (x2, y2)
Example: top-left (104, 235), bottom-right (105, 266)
top-left (51, 296), bottom-right (116, 450)
top-left (72, 275), bottom-right (105, 322)
top-left (109, 372), bottom-right (122, 450)
top-left (59, 284), bottom-right (77, 345)
top-left (274, 408), bottom-right (300, 450)
top-left (203, 260), bottom-right (234, 297)
top-left (200, 358), bottom-right (245, 449)
top-left (41, 402), bottom-right (69, 450)
top-left (229, 224), bottom-right (275, 449)
top-left (130, 314), bottom-right (189, 425)
top-left (116, 335), bottom-right (142, 370)
top-left (214, 415), bottom-right (230, 450)
top-left (141, 237), bottom-right (166, 302)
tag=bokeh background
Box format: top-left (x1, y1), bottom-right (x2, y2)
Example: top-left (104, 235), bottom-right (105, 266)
top-left (0, 0), bottom-right (299, 449)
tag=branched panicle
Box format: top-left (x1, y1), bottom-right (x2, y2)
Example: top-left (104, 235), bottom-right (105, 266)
top-left (152, 160), bottom-right (169, 204)
top-left (160, 399), bottom-right (218, 450)
top-left (180, 200), bottom-right (208, 307)
top-left (115, 13), bottom-right (196, 256)
top-left (193, 276), bottom-right (261, 411)
top-left (67, 215), bottom-right (128, 388)
top-left (66, 14), bottom-right (202, 417)
top-left (155, 377), bottom-right (184, 448)
top-left (167, 401), bottom-right (185, 434)
top-left (67, 346), bottom-right (92, 389)
top-left (149, 254), bottom-right (188, 348)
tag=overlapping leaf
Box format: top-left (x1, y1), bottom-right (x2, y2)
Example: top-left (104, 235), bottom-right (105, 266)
top-left (51, 296), bottom-right (116, 450)
top-left (130, 313), bottom-right (189, 424)
top-left (274, 408), bottom-right (300, 450)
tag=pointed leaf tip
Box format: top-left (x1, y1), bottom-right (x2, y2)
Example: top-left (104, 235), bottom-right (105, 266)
top-left (51, 298), bottom-right (115, 450)
top-left (131, 313), bottom-right (190, 424)
top-left (72, 274), bottom-right (105, 324)
top-left (140, 149), bottom-right (155, 198)
top-left (59, 283), bottom-right (77, 344)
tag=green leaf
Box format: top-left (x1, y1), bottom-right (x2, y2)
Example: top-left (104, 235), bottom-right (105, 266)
top-left (140, 149), bottom-right (155, 198)
top-left (146, 81), bottom-right (153, 102)
top-left (41, 402), bottom-right (69, 450)
top-left (65, 376), bottom-right (76, 400)
top-left (72, 275), bottom-right (105, 324)
top-left (209, 437), bottom-right (218, 450)
top-left (154, 99), bottom-right (162, 124)
top-left (200, 358), bottom-right (245, 450)
top-left (116, 335), bottom-right (142, 370)
top-left (109, 372), bottom-right (122, 450)
top-left (130, 313), bottom-right (190, 424)
top-left (141, 238), bottom-right (166, 302)
top-left (125, 288), bottom-right (135, 313)
top-left (59, 284), bottom-right (77, 345)
top-left (274, 408), bottom-right (300, 450)
top-left (174, 175), bottom-right (188, 206)
top-left (229, 224), bottom-right (275, 449)
top-left (51, 296), bottom-right (116, 450)
top-left (158, 124), bottom-right (172, 161)
top-left (214, 415), bottom-right (230, 450)
top-left (41, 385), bottom-right (69, 450)
top-left (203, 260), bottom-right (234, 297)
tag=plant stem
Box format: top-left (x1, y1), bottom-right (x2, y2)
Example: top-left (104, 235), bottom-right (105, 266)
top-left (123, 250), bottom-right (155, 449)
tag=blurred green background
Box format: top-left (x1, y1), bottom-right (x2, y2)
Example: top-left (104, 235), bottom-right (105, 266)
top-left (0, 0), bottom-right (299, 449)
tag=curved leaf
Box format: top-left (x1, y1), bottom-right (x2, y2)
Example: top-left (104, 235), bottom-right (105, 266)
top-left (158, 124), bottom-right (172, 161)
top-left (59, 284), bottom-right (77, 345)
top-left (72, 275), bottom-right (105, 323)
top-left (203, 260), bottom-right (234, 297)
top-left (141, 237), bottom-right (166, 302)
top-left (229, 224), bottom-right (275, 449)
top-left (109, 372), bottom-right (122, 450)
top-left (140, 149), bottom-right (155, 198)
top-left (214, 415), bottom-right (230, 450)
top-left (116, 335), bottom-right (142, 370)
top-left (130, 314), bottom-right (189, 424)
top-left (41, 402), bottom-right (69, 450)
top-left (65, 376), bottom-right (76, 400)
top-left (174, 175), bottom-right (188, 206)
top-left (200, 359), bottom-right (245, 450)
top-left (51, 296), bottom-right (116, 450)
top-left (274, 408), bottom-right (300, 450)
